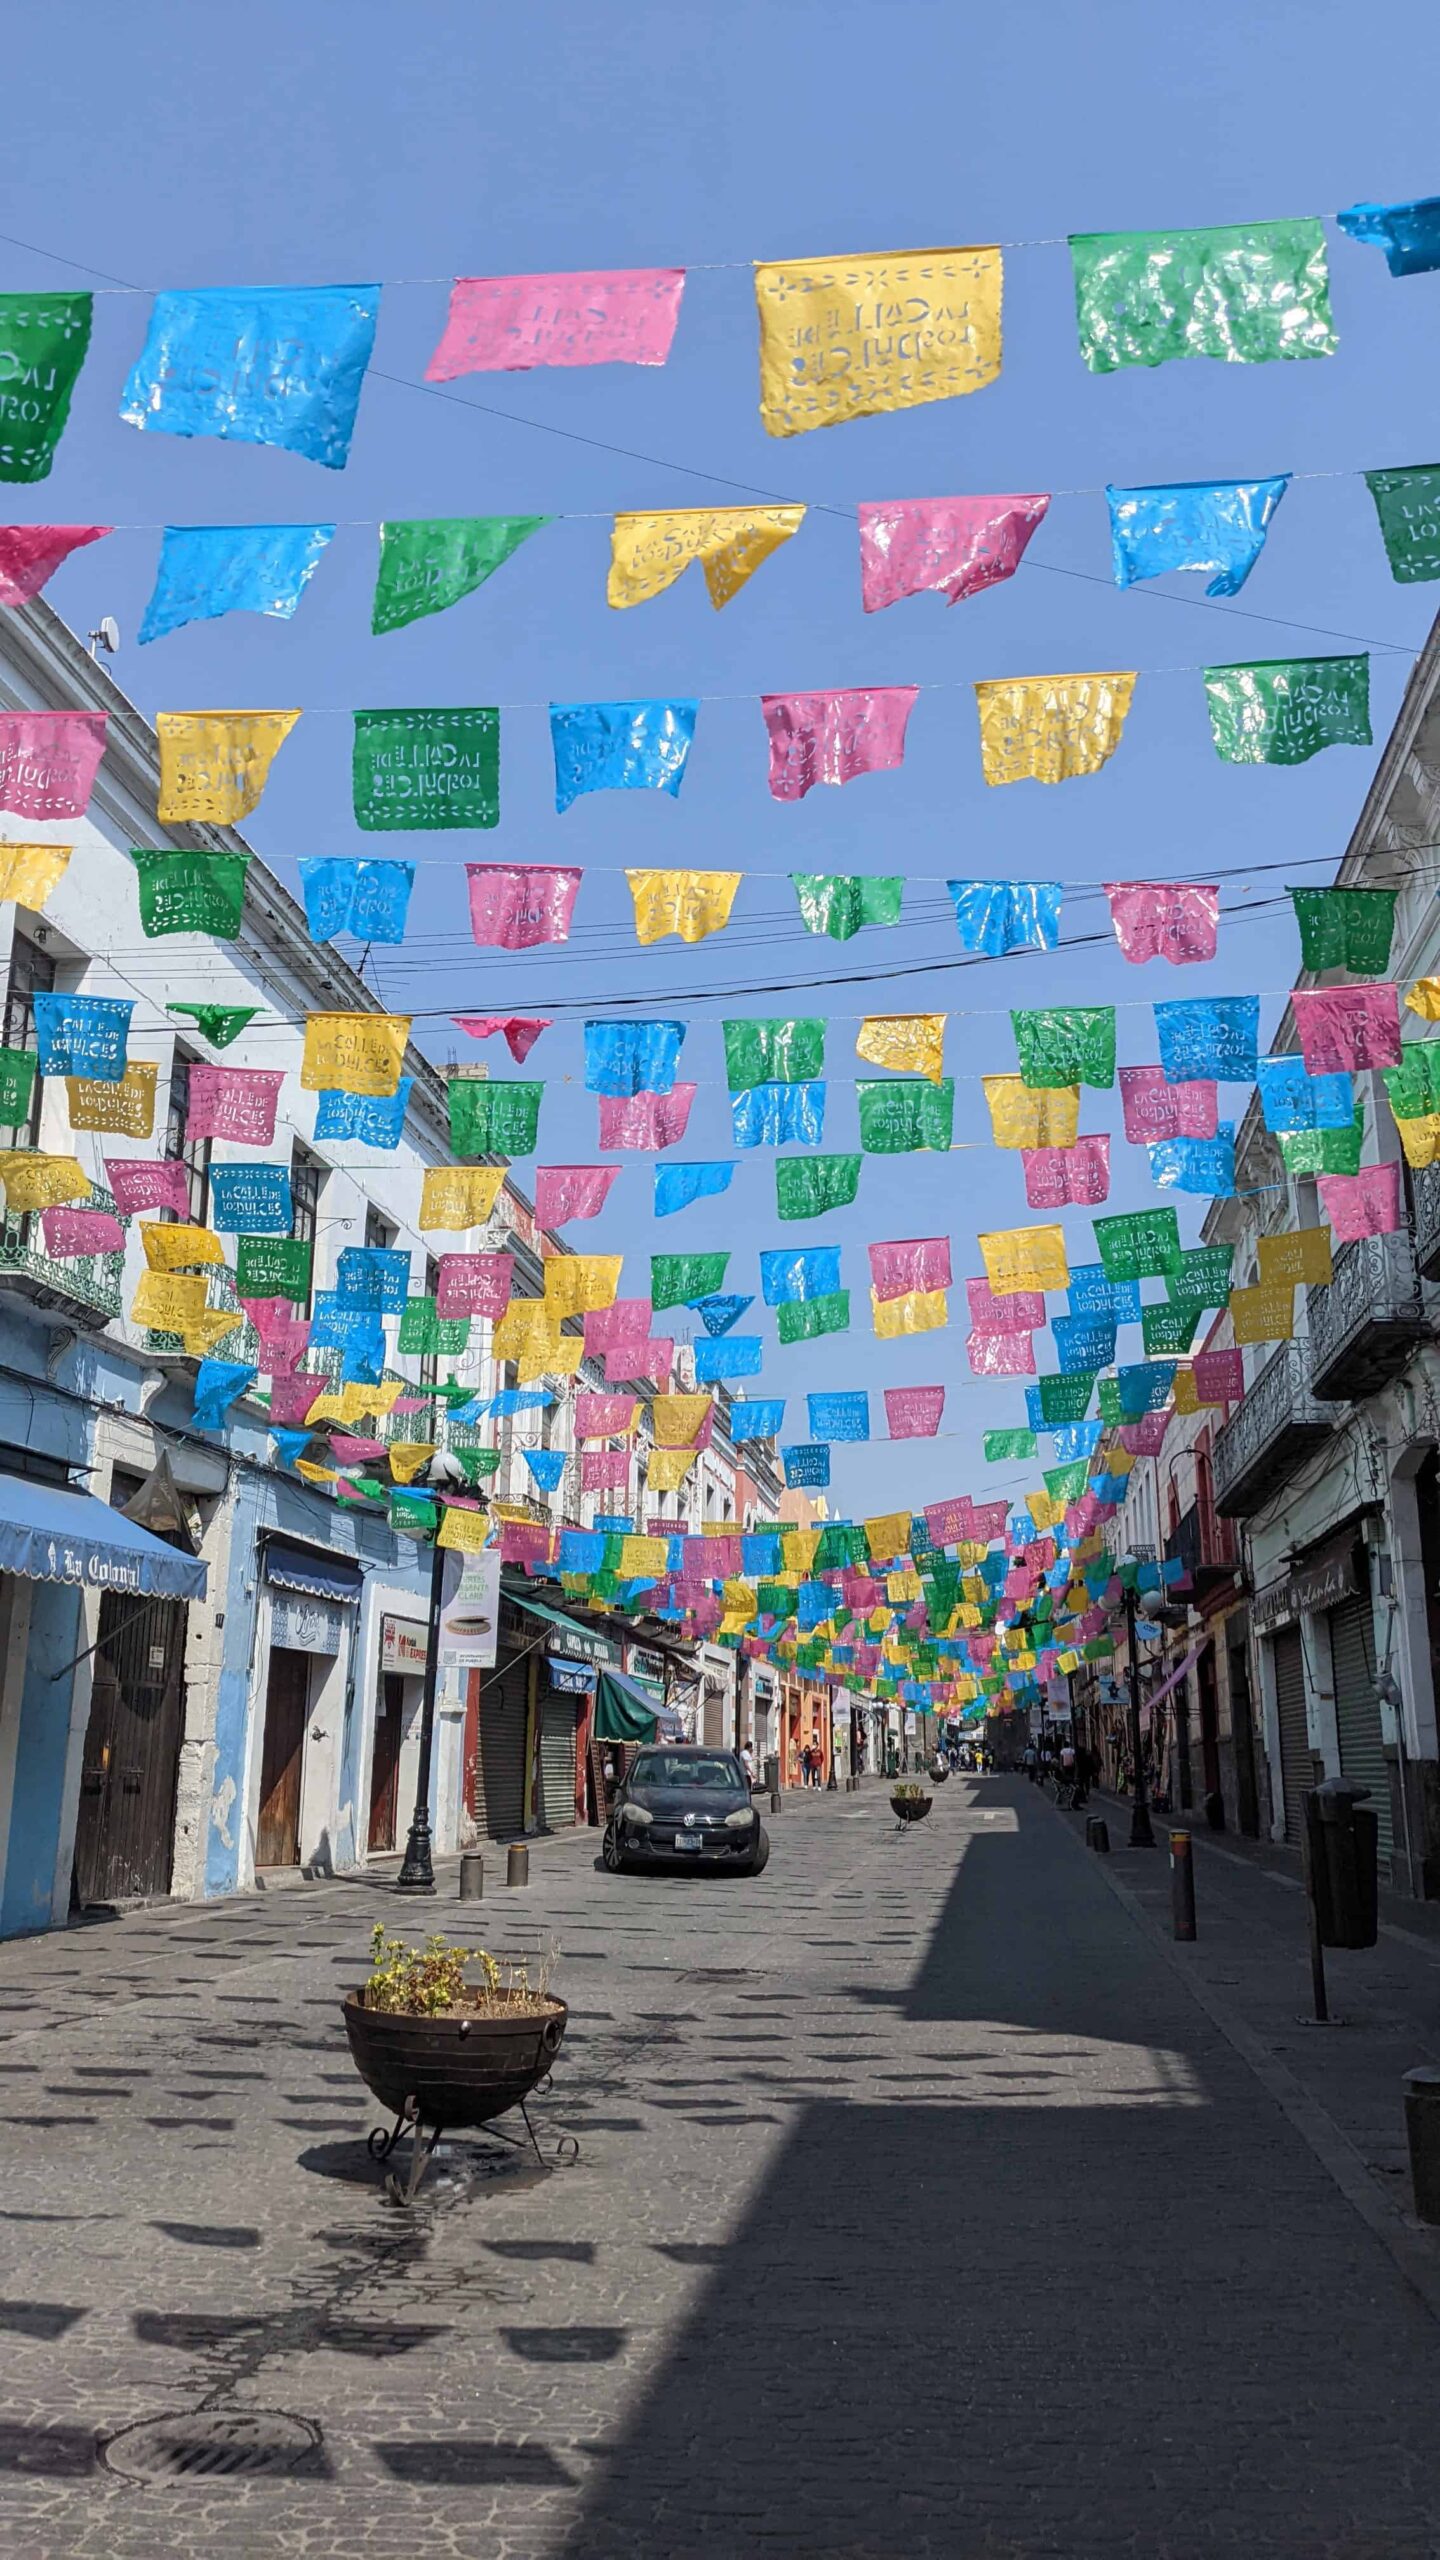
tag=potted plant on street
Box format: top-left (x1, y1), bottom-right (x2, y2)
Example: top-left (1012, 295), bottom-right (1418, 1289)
top-left (342, 1926), bottom-right (568, 2203)
top-left (889, 1779), bottom-right (934, 1830)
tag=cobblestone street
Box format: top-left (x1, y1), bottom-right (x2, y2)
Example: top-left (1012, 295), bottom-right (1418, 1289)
top-left (4, 1779), bottom-right (1440, 2556)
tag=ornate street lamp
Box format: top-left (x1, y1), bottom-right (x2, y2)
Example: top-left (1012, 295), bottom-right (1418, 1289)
top-left (396, 1448), bottom-right (481, 1895)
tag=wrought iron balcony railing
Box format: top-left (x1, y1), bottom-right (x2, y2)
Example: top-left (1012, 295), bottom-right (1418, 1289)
top-left (1306, 1230), bottom-right (1428, 1402)
top-left (1212, 1340), bottom-right (1333, 1520)
top-left (0, 1183), bottom-right (125, 1326)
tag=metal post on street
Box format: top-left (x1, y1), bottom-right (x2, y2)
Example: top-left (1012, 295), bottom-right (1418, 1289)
top-left (396, 1452), bottom-right (478, 1897)
top-left (1123, 1578), bottom-right (1155, 1849)
top-left (1170, 1830), bottom-right (1196, 1939)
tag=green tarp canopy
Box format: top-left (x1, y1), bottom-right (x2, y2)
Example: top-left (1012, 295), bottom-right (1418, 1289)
top-left (595, 1669), bottom-right (659, 1743)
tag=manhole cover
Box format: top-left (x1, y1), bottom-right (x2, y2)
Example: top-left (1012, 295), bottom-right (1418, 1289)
top-left (103, 2409), bottom-right (324, 2482)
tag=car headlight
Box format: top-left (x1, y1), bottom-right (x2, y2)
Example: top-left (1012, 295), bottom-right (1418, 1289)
top-left (621, 1804), bottom-right (653, 1829)
top-left (724, 1806), bottom-right (757, 1829)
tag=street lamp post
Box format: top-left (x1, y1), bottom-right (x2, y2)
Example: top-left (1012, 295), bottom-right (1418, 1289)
top-left (396, 1450), bottom-right (479, 1897)
top-left (1122, 1577), bottom-right (1155, 1850)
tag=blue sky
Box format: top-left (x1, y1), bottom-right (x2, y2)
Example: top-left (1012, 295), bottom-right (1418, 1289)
top-left (5, 0), bottom-right (1439, 1515)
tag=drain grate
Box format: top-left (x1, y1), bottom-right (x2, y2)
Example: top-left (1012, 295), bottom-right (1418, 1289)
top-left (103, 2409), bottom-right (324, 2483)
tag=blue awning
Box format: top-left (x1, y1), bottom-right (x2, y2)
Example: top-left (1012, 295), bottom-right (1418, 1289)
top-left (0, 1476), bottom-right (207, 1601)
top-left (545, 1655), bottom-right (594, 1696)
top-left (264, 1539), bottom-right (363, 1604)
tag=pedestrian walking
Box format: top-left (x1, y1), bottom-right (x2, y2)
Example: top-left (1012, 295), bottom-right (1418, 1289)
top-left (799, 1744), bottom-right (813, 1787)
top-left (739, 1742), bottom-right (756, 1791)
top-left (1023, 1740), bottom-right (1038, 1783)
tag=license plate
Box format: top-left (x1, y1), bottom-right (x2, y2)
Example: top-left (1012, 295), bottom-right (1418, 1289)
top-left (674, 1832), bottom-right (702, 1851)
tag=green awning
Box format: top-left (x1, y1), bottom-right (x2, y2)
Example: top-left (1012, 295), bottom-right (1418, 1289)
top-left (595, 1669), bottom-right (659, 1743)
top-left (511, 1592), bottom-right (622, 1670)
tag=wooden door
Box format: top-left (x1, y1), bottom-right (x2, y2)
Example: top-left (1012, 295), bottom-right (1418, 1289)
top-left (256, 1648), bottom-right (309, 1868)
top-left (368, 1673), bottom-right (404, 1852)
top-left (73, 1593), bottom-right (188, 1907)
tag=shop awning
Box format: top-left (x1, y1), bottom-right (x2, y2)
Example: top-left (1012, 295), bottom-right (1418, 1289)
top-left (264, 1540), bottom-right (363, 1604)
top-left (512, 1591), bottom-right (621, 1669)
top-left (546, 1655), bottom-right (595, 1696)
top-left (0, 1476), bottom-right (207, 1601)
top-left (595, 1668), bottom-right (660, 1743)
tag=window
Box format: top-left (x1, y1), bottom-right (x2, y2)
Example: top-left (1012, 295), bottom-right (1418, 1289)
top-left (364, 1203), bottom-right (397, 1252)
top-left (289, 1140), bottom-right (324, 1315)
top-left (164, 1048), bottom-right (211, 1223)
top-left (2, 932), bottom-right (54, 1155)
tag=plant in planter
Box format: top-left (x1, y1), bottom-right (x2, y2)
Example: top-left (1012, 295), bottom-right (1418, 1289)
top-left (343, 1926), bottom-right (570, 2204)
top-left (889, 1778), bottom-right (934, 1830)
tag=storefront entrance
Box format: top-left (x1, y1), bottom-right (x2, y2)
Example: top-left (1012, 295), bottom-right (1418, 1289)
top-left (73, 1589), bottom-right (189, 1907)
top-left (368, 1673), bottom-right (405, 1852)
top-left (257, 1648), bottom-right (310, 1868)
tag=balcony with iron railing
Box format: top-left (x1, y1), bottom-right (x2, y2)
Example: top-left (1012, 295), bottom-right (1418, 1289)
top-left (1163, 1494), bottom-right (1238, 1594)
top-left (0, 1183), bottom-right (126, 1326)
top-left (1306, 1229), bottom-right (1429, 1402)
top-left (1212, 1339), bottom-right (1333, 1519)
top-left (1414, 1158), bottom-right (1440, 1283)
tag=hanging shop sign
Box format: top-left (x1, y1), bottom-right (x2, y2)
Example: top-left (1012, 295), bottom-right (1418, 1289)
top-left (1252, 1537), bottom-right (1360, 1636)
top-left (270, 1588), bottom-right (345, 1655)
top-left (381, 1615), bottom-right (427, 1675)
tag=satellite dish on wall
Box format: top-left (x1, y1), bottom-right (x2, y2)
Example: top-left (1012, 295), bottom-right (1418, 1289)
top-left (86, 616), bottom-right (120, 658)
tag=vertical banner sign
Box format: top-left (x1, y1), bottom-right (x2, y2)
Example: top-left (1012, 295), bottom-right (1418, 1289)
top-left (438, 1546), bottom-right (501, 1669)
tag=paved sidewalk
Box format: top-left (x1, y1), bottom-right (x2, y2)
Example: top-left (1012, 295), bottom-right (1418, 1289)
top-left (2, 1779), bottom-right (1440, 2555)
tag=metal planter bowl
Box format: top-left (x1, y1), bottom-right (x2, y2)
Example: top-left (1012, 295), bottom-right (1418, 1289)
top-left (342, 1989), bottom-right (568, 2132)
top-left (890, 1794), bottom-right (934, 1824)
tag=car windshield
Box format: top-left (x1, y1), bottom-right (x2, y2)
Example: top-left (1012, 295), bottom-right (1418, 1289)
top-left (631, 1752), bottom-right (740, 1790)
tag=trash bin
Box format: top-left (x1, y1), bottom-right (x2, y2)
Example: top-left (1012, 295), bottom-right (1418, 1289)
top-left (763, 1754), bottom-right (780, 1798)
top-left (1304, 1776), bottom-right (1379, 1950)
top-left (1403, 2067), bottom-right (1440, 2224)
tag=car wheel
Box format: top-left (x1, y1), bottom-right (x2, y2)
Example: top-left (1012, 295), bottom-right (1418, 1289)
top-left (602, 1823), bottom-right (628, 1874)
top-left (744, 1826), bottom-right (771, 1877)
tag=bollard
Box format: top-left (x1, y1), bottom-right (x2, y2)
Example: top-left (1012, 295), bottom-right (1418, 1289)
top-left (505, 1843), bottom-right (529, 1889)
top-left (1086, 1817), bottom-right (1110, 1854)
top-left (459, 1850), bottom-right (484, 1902)
top-left (769, 1787), bottom-right (781, 1813)
top-left (1170, 1829), bottom-right (1196, 1940)
top-left (1403, 2068), bottom-right (1440, 2224)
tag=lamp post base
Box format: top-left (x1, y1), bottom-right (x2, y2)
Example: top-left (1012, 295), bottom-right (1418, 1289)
top-left (1129, 1798), bottom-right (1156, 1849)
top-left (394, 1822), bottom-right (437, 1894)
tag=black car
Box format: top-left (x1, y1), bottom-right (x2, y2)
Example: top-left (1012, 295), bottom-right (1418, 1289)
top-left (604, 1745), bottom-right (770, 1877)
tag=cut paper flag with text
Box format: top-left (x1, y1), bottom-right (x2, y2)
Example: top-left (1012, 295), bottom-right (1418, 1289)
top-left (792, 875), bottom-right (903, 942)
top-left (467, 864), bottom-right (581, 949)
top-left (1023, 1135), bottom-right (1110, 1208)
top-left (315, 1082), bottom-right (412, 1150)
top-left (0, 843), bottom-right (71, 908)
top-left (1290, 887), bottom-right (1395, 978)
top-left (298, 859), bottom-right (413, 946)
top-left (585, 1019), bottom-right (684, 1098)
top-left (372, 516), bottom-right (548, 635)
top-left (1364, 466), bottom-right (1440, 585)
top-left (534, 1166), bottom-right (617, 1227)
top-left (139, 524), bottom-right (334, 642)
top-left (599, 1087), bottom-right (697, 1152)
top-left (354, 707), bottom-right (499, 833)
top-left (979, 1224), bottom-right (1069, 1298)
top-left (0, 292), bottom-right (94, 483)
top-left (1154, 996), bottom-right (1259, 1084)
top-left (855, 1013), bottom-right (946, 1084)
top-left (609, 507), bottom-right (804, 610)
top-left (0, 523), bottom-right (109, 604)
top-left (975, 673), bottom-right (1135, 786)
top-left (1094, 1206), bottom-right (1182, 1282)
top-left (426, 270), bottom-right (686, 377)
top-left (1069, 222), bottom-right (1337, 372)
top-left (1337, 198), bottom-right (1440, 277)
top-left (870, 1238), bottom-right (951, 1301)
top-left (856, 1079), bottom-right (953, 1153)
top-left (552, 700), bottom-right (697, 812)
top-left (858, 493), bottom-right (1049, 611)
top-left (949, 880), bottom-right (1061, 956)
top-left (1013, 1006), bottom-right (1115, 1090)
top-left (133, 850), bottom-right (248, 940)
top-left (449, 1078), bottom-right (543, 1158)
top-left (1292, 984), bottom-right (1401, 1074)
top-left (302, 1012), bottom-right (410, 1097)
top-left (1317, 1163), bottom-right (1404, 1241)
top-left (186, 1066), bottom-right (284, 1147)
top-left (761, 688), bottom-right (917, 802)
top-left (1107, 479), bottom-right (1288, 596)
top-left (156, 710), bottom-right (298, 825)
top-left (965, 1275), bottom-right (1040, 1331)
top-left (724, 1019), bottom-right (825, 1089)
top-left (885, 1386), bottom-right (945, 1440)
top-left (1148, 1128), bottom-right (1237, 1195)
top-left (731, 1083), bottom-right (825, 1148)
top-left (1203, 657), bottom-right (1371, 766)
top-left (775, 1155), bottom-right (860, 1220)
top-left (754, 248), bottom-right (1004, 438)
top-left (34, 993), bottom-right (131, 1083)
top-left (0, 711), bottom-right (107, 820)
top-left (1105, 882), bottom-right (1218, 966)
top-left (983, 1078), bottom-right (1080, 1151)
top-left (121, 287), bottom-right (379, 469)
top-left (627, 870), bottom-right (740, 946)
top-left (1255, 1057), bottom-right (1354, 1133)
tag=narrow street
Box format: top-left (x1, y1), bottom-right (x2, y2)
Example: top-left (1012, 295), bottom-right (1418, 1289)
top-left (3, 1780), bottom-right (1440, 2556)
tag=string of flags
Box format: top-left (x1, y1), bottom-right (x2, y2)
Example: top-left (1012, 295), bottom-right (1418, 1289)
top-left (4, 202), bottom-right (1440, 485)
